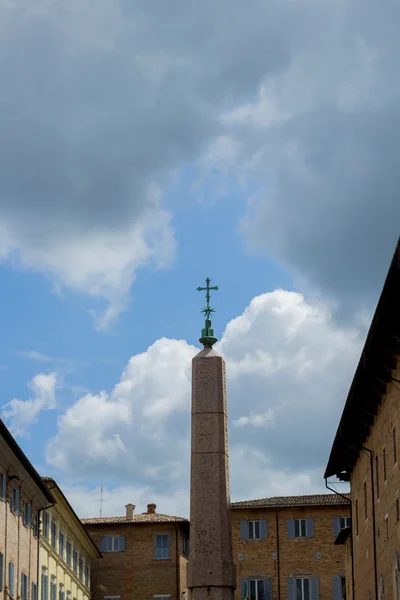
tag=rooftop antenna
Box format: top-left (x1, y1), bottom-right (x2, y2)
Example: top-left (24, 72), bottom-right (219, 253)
top-left (100, 486), bottom-right (103, 518)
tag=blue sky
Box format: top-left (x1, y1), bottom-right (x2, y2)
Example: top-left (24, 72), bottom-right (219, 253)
top-left (0, 0), bottom-right (399, 518)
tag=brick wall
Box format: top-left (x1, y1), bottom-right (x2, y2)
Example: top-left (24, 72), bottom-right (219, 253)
top-left (85, 522), bottom-right (188, 600)
top-left (349, 361), bottom-right (400, 600)
top-left (232, 503), bottom-right (350, 600)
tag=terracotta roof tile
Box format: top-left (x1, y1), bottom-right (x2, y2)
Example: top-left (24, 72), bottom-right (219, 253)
top-left (81, 513), bottom-right (188, 525)
top-left (231, 493), bottom-right (351, 509)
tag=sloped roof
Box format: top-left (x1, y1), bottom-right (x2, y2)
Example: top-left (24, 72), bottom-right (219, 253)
top-left (325, 237), bottom-right (400, 479)
top-left (82, 513), bottom-right (189, 525)
top-left (231, 493), bottom-right (350, 509)
top-left (41, 477), bottom-right (101, 558)
top-left (0, 420), bottom-right (54, 504)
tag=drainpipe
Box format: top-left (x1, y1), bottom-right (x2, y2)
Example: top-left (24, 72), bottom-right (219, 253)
top-left (324, 478), bottom-right (354, 600)
top-left (37, 486), bottom-right (56, 600)
top-left (275, 508), bottom-right (281, 600)
top-left (174, 524), bottom-right (180, 600)
top-left (361, 446), bottom-right (378, 600)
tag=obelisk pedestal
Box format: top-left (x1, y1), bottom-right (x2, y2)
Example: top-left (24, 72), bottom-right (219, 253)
top-left (187, 341), bottom-right (236, 600)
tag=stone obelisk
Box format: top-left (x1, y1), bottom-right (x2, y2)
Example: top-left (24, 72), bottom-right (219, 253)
top-left (187, 279), bottom-right (236, 600)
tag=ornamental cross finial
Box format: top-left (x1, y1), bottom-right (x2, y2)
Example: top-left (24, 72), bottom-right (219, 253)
top-left (196, 278), bottom-right (219, 347)
top-left (197, 277), bottom-right (218, 319)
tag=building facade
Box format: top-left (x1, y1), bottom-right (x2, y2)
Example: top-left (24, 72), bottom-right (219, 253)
top-left (38, 478), bottom-right (101, 600)
top-left (325, 237), bottom-right (400, 600)
top-left (232, 494), bottom-right (350, 600)
top-left (82, 503), bottom-right (190, 600)
top-left (0, 419), bottom-right (55, 600)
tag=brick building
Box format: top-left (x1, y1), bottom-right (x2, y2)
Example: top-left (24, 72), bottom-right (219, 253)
top-left (83, 494), bottom-right (350, 600)
top-left (231, 494), bottom-right (350, 600)
top-left (38, 478), bottom-right (100, 600)
top-left (0, 419), bottom-right (55, 600)
top-left (325, 237), bottom-right (400, 600)
top-left (82, 503), bottom-right (190, 600)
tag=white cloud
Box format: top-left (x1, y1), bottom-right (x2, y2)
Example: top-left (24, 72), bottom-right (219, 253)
top-left (2, 373), bottom-right (58, 436)
top-left (46, 289), bottom-right (361, 506)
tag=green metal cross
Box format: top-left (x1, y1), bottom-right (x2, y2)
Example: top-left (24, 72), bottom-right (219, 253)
top-left (196, 278), bottom-right (218, 319)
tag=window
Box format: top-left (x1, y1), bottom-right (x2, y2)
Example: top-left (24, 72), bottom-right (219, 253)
top-left (41, 570), bottom-right (49, 600)
top-left (84, 564), bottom-right (90, 588)
top-left (50, 576), bottom-right (57, 600)
top-left (182, 536), bottom-right (189, 557)
top-left (21, 573), bottom-right (29, 600)
top-left (385, 515), bottom-right (389, 540)
top-left (99, 536), bottom-right (126, 552)
top-left (51, 520), bottom-right (57, 549)
top-left (376, 456), bottom-right (380, 499)
top-left (364, 480), bottom-right (368, 518)
top-left (295, 519), bottom-right (307, 538)
top-left (73, 549), bottom-right (78, 574)
top-left (66, 592), bottom-right (71, 600)
top-left (59, 531), bottom-right (64, 558)
top-left (78, 556), bottom-right (83, 581)
top-left (33, 515), bottom-right (39, 538)
top-left (340, 577), bottom-right (346, 600)
top-left (248, 579), bottom-right (264, 600)
top-left (66, 540), bottom-right (72, 568)
top-left (0, 553), bottom-right (4, 591)
top-left (9, 562), bottom-right (15, 598)
top-left (394, 428), bottom-right (397, 465)
top-left (295, 578), bottom-right (310, 600)
top-left (0, 473), bottom-right (6, 501)
top-left (340, 517), bottom-right (351, 529)
top-left (397, 498), bottom-right (399, 522)
top-left (10, 488), bottom-right (19, 515)
top-left (383, 447), bottom-right (387, 482)
top-left (32, 582), bottom-right (38, 600)
top-left (154, 596), bottom-right (171, 600)
top-left (43, 512), bottom-right (50, 539)
top-left (240, 520), bottom-right (267, 541)
top-left (23, 502), bottom-right (32, 528)
top-left (355, 499), bottom-right (359, 535)
top-left (155, 534), bottom-right (170, 560)
top-left (288, 518), bottom-right (313, 538)
top-left (59, 585), bottom-right (65, 600)
top-left (248, 520), bottom-right (260, 539)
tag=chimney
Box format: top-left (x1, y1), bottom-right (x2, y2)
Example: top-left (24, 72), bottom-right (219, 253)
top-left (147, 503), bottom-right (156, 514)
top-left (125, 504), bottom-right (135, 520)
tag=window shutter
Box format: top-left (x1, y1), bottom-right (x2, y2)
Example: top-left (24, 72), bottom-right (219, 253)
top-left (9, 562), bottom-right (14, 598)
top-left (332, 517), bottom-right (340, 537)
top-left (263, 578), bottom-right (272, 600)
top-left (240, 520), bottom-right (248, 541)
top-left (332, 576), bottom-right (341, 600)
top-left (306, 517), bottom-right (314, 538)
top-left (311, 577), bottom-right (319, 600)
top-left (240, 579), bottom-right (247, 600)
top-left (15, 489), bottom-right (20, 515)
top-left (119, 536), bottom-right (126, 551)
top-left (260, 520), bottom-right (268, 539)
top-left (287, 518), bottom-right (295, 538)
top-left (99, 536), bottom-right (106, 552)
top-left (287, 577), bottom-right (295, 600)
top-left (0, 553), bottom-right (4, 591)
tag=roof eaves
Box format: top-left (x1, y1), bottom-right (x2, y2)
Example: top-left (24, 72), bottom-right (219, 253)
top-left (0, 420), bottom-right (55, 504)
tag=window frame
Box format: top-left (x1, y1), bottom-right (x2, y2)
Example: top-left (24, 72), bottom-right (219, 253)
top-left (51, 520), bottom-right (57, 550)
top-left (155, 534), bottom-right (170, 560)
top-left (295, 578), bottom-right (311, 600)
top-left (294, 518), bottom-right (307, 538)
top-left (21, 572), bottom-right (29, 600)
top-left (59, 530), bottom-right (64, 558)
top-left (84, 563), bottom-right (90, 588)
top-left (66, 540), bottom-right (72, 568)
top-left (0, 552), bottom-right (4, 591)
top-left (23, 502), bottom-right (32, 528)
top-left (78, 556), bottom-right (83, 581)
top-left (9, 561), bottom-right (15, 599)
top-left (248, 520), bottom-right (261, 540)
top-left (43, 512), bottom-right (50, 539)
top-left (248, 578), bottom-right (265, 600)
top-left (339, 516), bottom-right (352, 530)
top-left (72, 549), bottom-right (78, 574)
top-left (10, 488), bottom-right (19, 515)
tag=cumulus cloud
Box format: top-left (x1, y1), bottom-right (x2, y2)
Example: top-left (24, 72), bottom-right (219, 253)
top-left (2, 372), bottom-right (58, 436)
top-left (2, 0), bottom-right (398, 326)
top-left (46, 290), bottom-right (360, 505)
